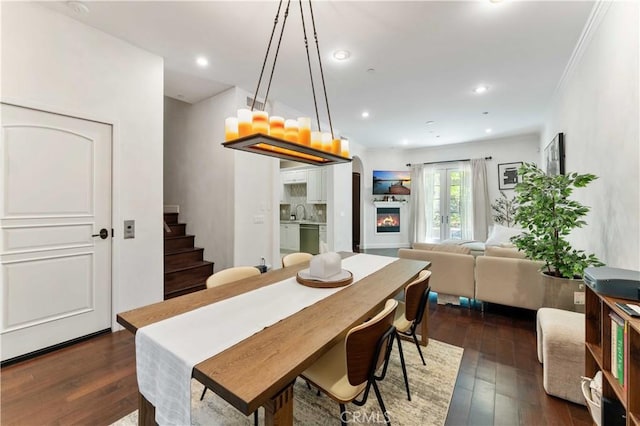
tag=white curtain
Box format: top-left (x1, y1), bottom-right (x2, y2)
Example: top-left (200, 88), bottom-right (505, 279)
top-left (409, 164), bottom-right (437, 244)
top-left (470, 158), bottom-right (491, 241)
top-left (409, 164), bottom-right (427, 245)
top-left (459, 162), bottom-right (474, 240)
top-left (423, 166), bottom-right (436, 241)
top-left (411, 160), bottom-right (487, 243)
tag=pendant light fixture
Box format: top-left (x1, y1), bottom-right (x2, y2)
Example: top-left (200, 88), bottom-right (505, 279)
top-left (222, 0), bottom-right (351, 166)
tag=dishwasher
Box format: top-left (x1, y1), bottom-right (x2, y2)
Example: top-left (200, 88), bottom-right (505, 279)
top-left (299, 224), bottom-right (320, 255)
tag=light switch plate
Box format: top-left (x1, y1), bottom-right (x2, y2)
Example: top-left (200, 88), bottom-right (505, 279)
top-left (574, 291), bottom-right (585, 305)
top-left (124, 220), bottom-right (135, 239)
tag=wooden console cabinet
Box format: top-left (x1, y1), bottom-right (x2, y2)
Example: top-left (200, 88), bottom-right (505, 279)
top-left (585, 286), bottom-right (640, 425)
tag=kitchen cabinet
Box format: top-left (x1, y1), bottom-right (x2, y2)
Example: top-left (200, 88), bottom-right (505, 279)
top-left (319, 225), bottom-right (327, 249)
top-left (306, 168), bottom-right (327, 204)
top-left (279, 173), bottom-right (287, 203)
top-left (280, 223), bottom-right (300, 251)
top-left (281, 170), bottom-right (307, 184)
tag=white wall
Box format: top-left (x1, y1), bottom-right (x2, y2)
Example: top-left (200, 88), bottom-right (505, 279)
top-left (233, 148), bottom-right (279, 268)
top-left (164, 88), bottom-right (279, 271)
top-left (1, 3), bottom-right (165, 324)
top-left (357, 149), bottom-right (410, 249)
top-left (543, 2), bottom-right (639, 270)
top-left (359, 134), bottom-right (540, 248)
top-left (164, 89), bottom-right (235, 270)
top-left (327, 163), bottom-right (354, 252)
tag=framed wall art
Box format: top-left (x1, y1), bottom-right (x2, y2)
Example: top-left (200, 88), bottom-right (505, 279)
top-left (545, 132), bottom-right (565, 176)
top-left (498, 162), bottom-right (523, 190)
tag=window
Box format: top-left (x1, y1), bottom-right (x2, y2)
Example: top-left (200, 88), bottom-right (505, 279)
top-left (423, 164), bottom-right (473, 242)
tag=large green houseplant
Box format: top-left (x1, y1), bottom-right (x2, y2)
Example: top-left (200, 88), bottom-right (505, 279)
top-left (511, 162), bottom-right (603, 279)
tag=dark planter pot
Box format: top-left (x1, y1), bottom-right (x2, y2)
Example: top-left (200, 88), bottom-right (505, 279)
top-left (541, 272), bottom-right (585, 313)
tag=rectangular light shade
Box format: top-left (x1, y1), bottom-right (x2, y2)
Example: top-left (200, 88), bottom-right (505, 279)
top-left (223, 134), bottom-right (351, 166)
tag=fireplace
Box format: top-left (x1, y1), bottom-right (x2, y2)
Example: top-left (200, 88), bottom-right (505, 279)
top-left (376, 207), bottom-right (400, 233)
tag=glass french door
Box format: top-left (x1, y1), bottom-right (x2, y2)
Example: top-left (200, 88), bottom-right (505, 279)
top-left (429, 168), bottom-right (463, 242)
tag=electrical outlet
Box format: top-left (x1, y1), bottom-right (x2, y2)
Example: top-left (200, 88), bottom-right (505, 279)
top-left (574, 291), bottom-right (585, 305)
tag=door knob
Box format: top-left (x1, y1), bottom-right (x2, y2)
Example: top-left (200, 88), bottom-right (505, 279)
top-left (92, 228), bottom-right (109, 239)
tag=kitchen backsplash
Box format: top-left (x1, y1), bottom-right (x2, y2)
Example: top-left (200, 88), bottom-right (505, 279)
top-left (280, 184), bottom-right (326, 222)
top-left (280, 203), bottom-right (327, 222)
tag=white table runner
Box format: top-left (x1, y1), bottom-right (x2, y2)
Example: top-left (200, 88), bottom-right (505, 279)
top-left (136, 253), bottom-right (396, 425)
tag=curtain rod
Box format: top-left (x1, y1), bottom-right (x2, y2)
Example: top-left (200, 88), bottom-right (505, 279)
top-left (406, 156), bottom-right (492, 167)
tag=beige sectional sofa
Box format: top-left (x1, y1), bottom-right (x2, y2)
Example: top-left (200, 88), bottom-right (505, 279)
top-left (398, 243), bottom-right (475, 299)
top-left (475, 246), bottom-right (545, 310)
top-left (398, 243), bottom-right (545, 310)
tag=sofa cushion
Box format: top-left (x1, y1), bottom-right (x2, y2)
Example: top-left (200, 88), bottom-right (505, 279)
top-left (398, 248), bottom-right (475, 299)
top-left (484, 246), bottom-right (527, 259)
top-left (412, 242), bottom-right (438, 251)
top-left (485, 223), bottom-right (522, 246)
top-left (412, 242), bottom-right (471, 255)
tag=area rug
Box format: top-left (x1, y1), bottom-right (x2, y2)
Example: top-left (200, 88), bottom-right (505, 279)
top-left (112, 338), bottom-right (462, 426)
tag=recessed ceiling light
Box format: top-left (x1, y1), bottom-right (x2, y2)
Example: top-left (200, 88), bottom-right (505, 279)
top-left (401, 139), bottom-right (409, 145)
top-left (474, 85), bottom-right (489, 94)
top-left (196, 57), bottom-right (209, 67)
top-left (66, 1), bottom-right (89, 14)
top-left (367, 68), bottom-right (375, 73)
top-left (482, 111), bottom-right (489, 115)
top-left (425, 121), bottom-right (435, 125)
top-left (361, 111), bottom-right (369, 118)
top-left (333, 50), bottom-right (351, 61)
top-left (485, 128), bottom-right (493, 133)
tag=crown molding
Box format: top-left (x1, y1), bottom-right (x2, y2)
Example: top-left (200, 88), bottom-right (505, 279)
top-left (553, 0), bottom-right (612, 98)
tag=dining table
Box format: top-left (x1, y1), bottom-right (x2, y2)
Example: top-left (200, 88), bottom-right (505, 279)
top-left (117, 252), bottom-right (430, 426)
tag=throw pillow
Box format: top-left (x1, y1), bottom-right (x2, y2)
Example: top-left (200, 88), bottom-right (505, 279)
top-left (485, 223), bottom-right (522, 246)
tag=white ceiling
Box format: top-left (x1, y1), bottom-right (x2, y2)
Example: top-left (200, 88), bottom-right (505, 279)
top-left (42, 0), bottom-right (595, 149)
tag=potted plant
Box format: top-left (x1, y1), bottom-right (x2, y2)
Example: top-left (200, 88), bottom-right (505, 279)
top-left (511, 162), bottom-right (604, 311)
top-left (491, 191), bottom-right (518, 227)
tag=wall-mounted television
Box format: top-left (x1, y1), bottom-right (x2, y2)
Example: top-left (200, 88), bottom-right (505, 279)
top-left (372, 170), bottom-right (411, 195)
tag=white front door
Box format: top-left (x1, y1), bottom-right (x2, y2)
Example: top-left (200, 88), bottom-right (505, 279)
top-left (0, 103), bottom-right (112, 362)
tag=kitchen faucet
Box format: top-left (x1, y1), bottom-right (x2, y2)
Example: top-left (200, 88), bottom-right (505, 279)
top-left (295, 204), bottom-right (306, 221)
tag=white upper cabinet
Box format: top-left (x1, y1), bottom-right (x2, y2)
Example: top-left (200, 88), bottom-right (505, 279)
top-left (281, 170), bottom-right (307, 184)
top-left (306, 168), bottom-right (327, 204)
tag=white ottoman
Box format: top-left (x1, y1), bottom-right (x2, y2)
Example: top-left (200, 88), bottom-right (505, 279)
top-left (536, 307), bottom-right (586, 405)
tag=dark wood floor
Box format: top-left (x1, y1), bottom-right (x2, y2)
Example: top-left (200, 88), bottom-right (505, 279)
top-left (1, 301), bottom-right (590, 426)
top-left (433, 301), bottom-right (591, 426)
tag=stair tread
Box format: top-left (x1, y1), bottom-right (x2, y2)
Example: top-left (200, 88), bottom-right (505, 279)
top-left (165, 281), bottom-right (206, 298)
top-left (164, 275), bottom-right (208, 292)
top-left (164, 234), bottom-right (194, 240)
top-left (164, 247), bottom-right (204, 256)
top-left (165, 260), bottom-right (213, 275)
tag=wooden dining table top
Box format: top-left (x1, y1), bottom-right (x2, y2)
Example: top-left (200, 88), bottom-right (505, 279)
top-left (116, 252), bottom-right (430, 416)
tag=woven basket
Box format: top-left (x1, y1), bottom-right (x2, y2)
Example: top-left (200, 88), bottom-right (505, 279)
top-left (581, 377), bottom-right (601, 426)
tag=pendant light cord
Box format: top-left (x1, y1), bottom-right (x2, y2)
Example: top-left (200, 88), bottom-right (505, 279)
top-left (308, 0), bottom-right (334, 139)
top-left (263, 0), bottom-right (291, 108)
top-left (253, 0), bottom-right (334, 140)
top-left (251, 0), bottom-right (284, 111)
top-left (299, 0), bottom-right (321, 133)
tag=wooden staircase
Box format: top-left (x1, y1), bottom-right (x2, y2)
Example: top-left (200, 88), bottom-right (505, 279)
top-left (164, 212), bottom-right (214, 299)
